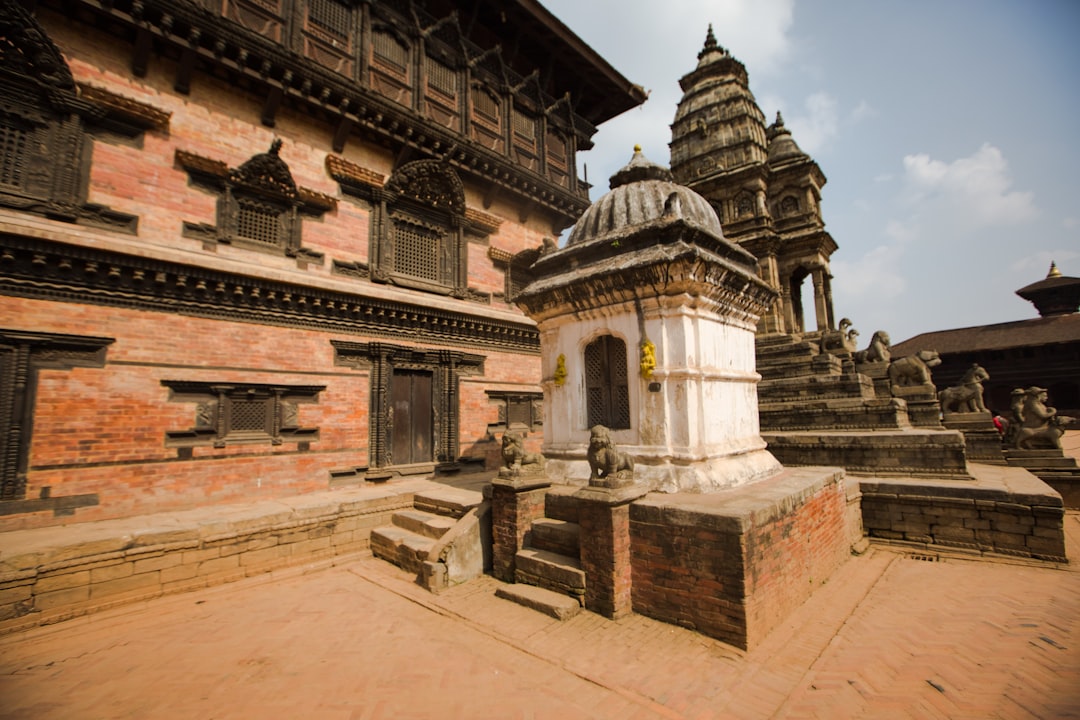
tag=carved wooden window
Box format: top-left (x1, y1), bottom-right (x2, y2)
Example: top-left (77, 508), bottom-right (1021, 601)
top-left (546, 129), bottom-right (569, 188)
top-left (302, 0), bottom-right (354, 76)
top-left (512, 107), bottom-right (539, 171)
top-left (177, 141), bottom-right (330, 265)
top-left (163, 381), bottom-right (324, 449)
top-left (0, 330), bottom-right (113, 503)
top-left (424, 54), bottom-right (459, 131)
top-left (371, 160), bottom-right (467, 296)
top-left (486, 391), bottom-right (543, 434)
top-left (0, 115), bottom-right (31, 192)
top-left (470, 86), bottom-right (503, 152)
top-left (584, 335), bottom-right (631, 430)
top-left (370, 29), bottom-right (411, 105)
top-left (331, 341), bottom-right (484, 473)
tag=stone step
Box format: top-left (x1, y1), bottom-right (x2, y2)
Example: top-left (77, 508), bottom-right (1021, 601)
top-left (413, 487), bottom-right (484, 519)
top-left (494, 583), bottom-right (582, 620)
top-left (514, 547), bottom-right (586, 598)
top-left (758, 373), bottom-right (876, 402)
top-left (370, 525), bottom-right (436, 573)
top-left (391, 509), bottom-right (456, 540)
top-left (529, 518), bottom-right (580, 557)
top-left (543, 485), bottom-right (581, 523)
top-left (763, 429), bottom-right (970, 478)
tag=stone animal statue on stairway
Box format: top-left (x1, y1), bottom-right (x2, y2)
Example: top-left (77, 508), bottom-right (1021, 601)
top-left (938, 364), bottom-right (990, 414)
top-left (1006, 386), bottom-right (1076, 450)
top-left (501, 432), bottom-right (545, 472)
top-left (587, 425), bottom-right (634, 482)
top-left (888, 350), bottom-right (941, 391)
top-left (853, 330), bottom-right (891, 364)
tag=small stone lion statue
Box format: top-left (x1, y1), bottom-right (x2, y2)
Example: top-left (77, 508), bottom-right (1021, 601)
top-left (854, 330), bottom-right (891, 364)
top-left (587, 425), bottom-right (634, 483)
top-left (1007, 387), bottom-right (1076, 450)
top-left (500, 432), bottom-right (544, 472)
top-left (888, 349), bottom-right (941, 390)
top-left (938, 364), bottom-right (990, 414)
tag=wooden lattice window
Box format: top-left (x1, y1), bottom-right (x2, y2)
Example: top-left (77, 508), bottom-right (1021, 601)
top-left (0, 116), bottom-right (30, 191)
top-left (425, 56), bottom-right (457, 100)
top-left (486, 391), bottom-right (543, 434)
top-left (512, 107), bottom-right (536, 145)
top-left (372, 30), bottom-right (409, 75)
top-left (470, 86), bottom-right (503, 151)
top-left (392, 217), bottom-right (441, 282)
top-left (473, 88), bottom-right (499, 124)
top-left (236, 199), bottom-right (284, 247)
top-left (163, 381), bottom-right (324, 448)
top-left (584, 335), bottom-right (631, 430)
top-left (303, 0), bottom-right (353, 76)
top-left (308, 0), bottom-right (349, 37)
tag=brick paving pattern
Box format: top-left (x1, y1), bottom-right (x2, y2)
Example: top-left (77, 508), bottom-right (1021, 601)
top-left (1, 513), bottom-right (1078, 719)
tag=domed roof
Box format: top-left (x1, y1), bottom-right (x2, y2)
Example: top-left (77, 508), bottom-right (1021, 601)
top-left (566, 147), bottom-right (724, 246)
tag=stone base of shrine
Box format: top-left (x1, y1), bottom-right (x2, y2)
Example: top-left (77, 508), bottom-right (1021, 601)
top-left (628, 466), bottom-right (852, 650)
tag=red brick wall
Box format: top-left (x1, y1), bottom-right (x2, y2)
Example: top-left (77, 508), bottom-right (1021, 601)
top-left (1, 12), bottom-right (550, 530)
top-left (630, 472), bottom-right (848, 649)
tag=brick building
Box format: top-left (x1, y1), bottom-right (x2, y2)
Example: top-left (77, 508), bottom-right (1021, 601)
top-left (0, 0), bottom-right (645, 531)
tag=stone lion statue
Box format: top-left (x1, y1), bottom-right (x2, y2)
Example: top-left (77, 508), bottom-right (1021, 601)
top-left (587, 425), bottom-right (634, 482)
top-left (938, 364), bottom-right (990, 414)
top-left (501, 432), bottom-right (544, 470)
top-left (854, 330), bottom-right (891, 364)
top-left (888, 350), bottom-right (940, 390)
top-left (1007, 387), bottom-right (1076, 450)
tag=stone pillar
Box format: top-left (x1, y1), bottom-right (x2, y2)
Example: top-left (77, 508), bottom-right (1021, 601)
top-left (573, 481), bottom-right (649, 619)
top-left (489, 476), bottom-right (550, 582)
top-left (812, 269), bottom-right (830, 333)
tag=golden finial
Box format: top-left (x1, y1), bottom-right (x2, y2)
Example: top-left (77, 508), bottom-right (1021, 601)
top-left (1047, 261), bottom-right (1061, 278)
top-left (634, 144), bottom-right (642, 152)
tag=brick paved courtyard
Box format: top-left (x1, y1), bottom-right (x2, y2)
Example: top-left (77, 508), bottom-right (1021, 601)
top-left (2, 510), bottom-right (1078, 719)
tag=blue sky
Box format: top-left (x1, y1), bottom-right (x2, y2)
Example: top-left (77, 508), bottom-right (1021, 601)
top-left (542, 0), bottom-right (1080, 344)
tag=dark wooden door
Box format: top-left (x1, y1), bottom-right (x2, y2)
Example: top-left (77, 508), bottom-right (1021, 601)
top-left (390, 369), bottom-right (433, 465)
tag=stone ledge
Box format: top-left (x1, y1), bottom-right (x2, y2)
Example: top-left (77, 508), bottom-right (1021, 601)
top-left (0, 479), bottom-right (440, 634)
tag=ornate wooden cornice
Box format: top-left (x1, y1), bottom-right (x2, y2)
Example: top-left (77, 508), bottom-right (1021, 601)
top-left (48, 0), bottom-right (593, 225)
top-left (76, 82), bottom-right (172, 132)
top-left (0, 234), bottom-right (540, 354)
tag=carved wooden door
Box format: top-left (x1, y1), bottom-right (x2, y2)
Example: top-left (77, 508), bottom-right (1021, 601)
top-left (584, 335), bottom-right (631, 430)
top-left (390, 369), bottom-right (433, 465)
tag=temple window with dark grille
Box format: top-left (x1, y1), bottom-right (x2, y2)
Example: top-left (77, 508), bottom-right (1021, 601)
top-left (163, 381), bottom-right (324, 449)
top-left (370, 160), bottom-right (468, 296)
top-left (370, 29), bottom-right (411, 105)
top-left (470, 86), bottom-right (504, 152)
top-left (486, 391), bottom-right (543, 435)
top-left (584, 335), bottom-right (631, 430)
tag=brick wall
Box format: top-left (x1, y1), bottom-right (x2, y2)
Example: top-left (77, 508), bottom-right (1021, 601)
top-left (630, 469), bottom-right (849, 650)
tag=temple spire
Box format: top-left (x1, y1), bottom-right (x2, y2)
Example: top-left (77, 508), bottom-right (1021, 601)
top-left (698, 24), bottom-right (726, 60)
top-left (1048, 261), bottom-right (1062, 278)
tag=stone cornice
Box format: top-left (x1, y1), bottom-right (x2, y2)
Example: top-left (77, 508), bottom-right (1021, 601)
top-left (0, 234), bottom-right (540, 354)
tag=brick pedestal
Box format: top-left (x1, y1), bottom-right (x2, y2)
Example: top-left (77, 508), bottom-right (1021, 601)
top-left (489, 475), bottom-right (550, 582)
top-left (573, 481), bottom-right (649, 619)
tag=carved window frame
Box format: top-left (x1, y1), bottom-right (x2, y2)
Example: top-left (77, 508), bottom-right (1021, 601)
top-left (584, 334), bottom-right (631, 430)
top-left (486, 390), bottom-right (543, 435)
top-left (332, 341), bottom-right (484, 473)
top-left (177, 142), bottom-right (331, 266)
top-left (369, 160), bottom-right (467, 297)
top-left (0, 329), bottom-right (114, 504)
top-left (162, 381), bottom-right (324, 449)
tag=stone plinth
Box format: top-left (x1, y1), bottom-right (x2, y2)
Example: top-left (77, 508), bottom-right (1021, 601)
top-left (489, 475), bottom-right (551, 582)
top-left (942, 412), bottom-right (1006, 465)
top-left (763, 429), bottom-right (970, 478)
top-left (574, 480), bottom-right (650, 619)
top-left (1002, 449), bottom-right (1080, 509)
top-left (892, 384), bottom-right (944, 428)
top-left (629, 467), bottom-right (848, 650)
top-left (860, 464), bottom-right (1066, 560)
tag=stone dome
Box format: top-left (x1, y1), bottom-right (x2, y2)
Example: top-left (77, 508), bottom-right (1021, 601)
top-left (766, 112), bottom-right (807, 165)
top-left (566, 147), bottom-right (724, 246)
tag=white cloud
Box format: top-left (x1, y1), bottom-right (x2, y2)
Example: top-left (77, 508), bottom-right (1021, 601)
top-left (784, 92), bottom-right (838, 155)
top-left (900, 143), bottom-right (1038, 228)
top-left (851, 100), bottom-right (877, 123)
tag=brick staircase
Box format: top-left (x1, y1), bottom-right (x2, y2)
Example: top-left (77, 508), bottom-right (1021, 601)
top-left (496, 485), bottom-right (585, 620)
top-left (370, 486), bottom-right (488, 592)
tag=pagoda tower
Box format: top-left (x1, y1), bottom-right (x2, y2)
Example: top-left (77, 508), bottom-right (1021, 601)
top-left (671, 26), bottom-right (837, 337)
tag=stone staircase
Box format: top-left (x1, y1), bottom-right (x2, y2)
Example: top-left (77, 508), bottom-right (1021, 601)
top-left (370, 486), bottom-right (489, 592)
top-left (755, 332), bottom-right (971, 477)
top-left (495, 485), bottom-right (585, 620)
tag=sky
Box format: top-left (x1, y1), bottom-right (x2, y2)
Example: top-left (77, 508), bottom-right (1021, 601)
top-left (541, 0), bottom-right (1080, 344)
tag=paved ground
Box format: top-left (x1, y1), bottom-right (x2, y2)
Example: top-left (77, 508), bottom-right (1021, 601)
top-left (1, 508), bottom-right (1079, 720)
